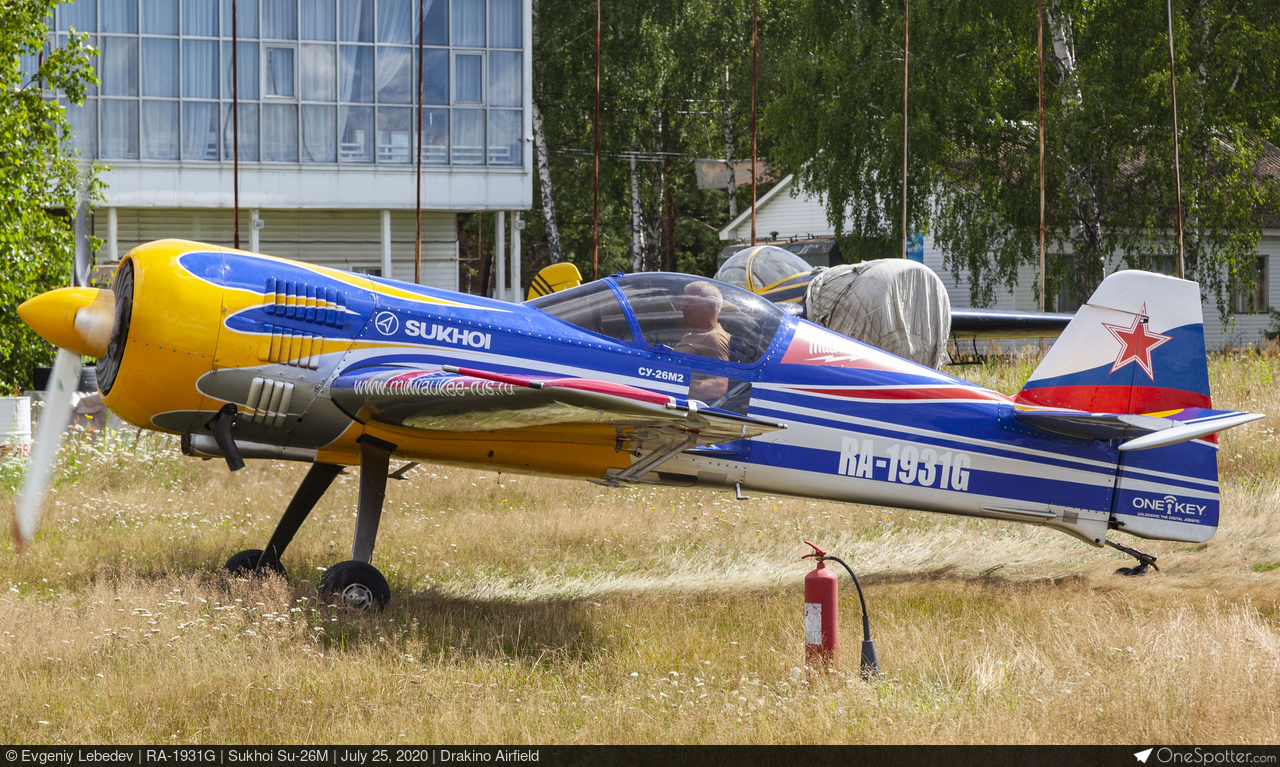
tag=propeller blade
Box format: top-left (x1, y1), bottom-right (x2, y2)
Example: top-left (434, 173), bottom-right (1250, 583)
top-left (14, 348), bottom-right (82, 549)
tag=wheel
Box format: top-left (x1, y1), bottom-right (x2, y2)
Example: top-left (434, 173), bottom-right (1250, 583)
top-left (319, 560), bottom-right (391, 610)
top-left (222, 549), bottom-right (286, 578)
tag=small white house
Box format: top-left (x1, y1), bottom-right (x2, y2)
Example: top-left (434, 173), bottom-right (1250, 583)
top-left (719, 174), bottom-right (1277, 347)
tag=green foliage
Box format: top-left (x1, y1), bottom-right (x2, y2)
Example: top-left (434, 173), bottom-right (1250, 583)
top-left (765, 0), bottom-right (1280, 311)
top-left (0, 0), bottom-right (99, 392)
top-left (528, 0), bottom-right (770, 281)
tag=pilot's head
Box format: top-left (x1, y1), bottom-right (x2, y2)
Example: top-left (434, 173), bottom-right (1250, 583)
top-left (682, 281), bottom-right (723, 330)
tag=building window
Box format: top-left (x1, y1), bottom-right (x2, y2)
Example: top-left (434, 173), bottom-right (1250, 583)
top-left (55, 0), bottom-right (525, 167)
top-left (1232, 256), bottom-right (1268, 314)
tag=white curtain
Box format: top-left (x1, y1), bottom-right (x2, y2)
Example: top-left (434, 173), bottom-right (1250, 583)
top-left (182, 102), bottom-right (219, 159)
top-left (60, 0), bottom-right (97, 32)
top-left (375, 46), bottom-right (412, 103)
top-left (101, 36), bottom-right (138, 96)
top-left (183, 40), bottom-right (218, 98)
top-left (487, 109), bottom-right (519, 165)
top-left (339, 0), bottom-right (374, 42)
top-left (489, 0), bottom-right (520, 48)
top-left (183, 0), bottom-right (219, 36)
top-left (262, 104), bottom-right (298, 161)
top-left (102, 0), bottom-right (138, 34)
top-left (221, 102), bottom-right (259, 160)
top-left (101, 99), bottom-right (138, 159)
top-left (377, 0), bottom-right (412, 43)
top-left (141, 38), bottom-right (179, 97)
top-left (141, 101), bottom-right (179, 160)
top-left (265, 46), bottom-right (295, 97)
top-left (301, 104), bottom-right (336, 161)
top-left (450, 108), bottom-right (482, 164)
top-left (300, 44), bottom-right (335, 100)
top-left (263, 0), bottom-right (298, 39)
top-left (455, 53), bottom-right (481, 102)
top-left (142, 0), bottom-right (179, 34)
top-left (488, 50), bottom-right (519, 107)
top-left (338, 105), bottom-right (373, 162)
top-left (338, 45), bottom-right (372, 102)
top-left (221, 0), bottom-right (259, 38)
top-left (301, 0), bottom-right (336, 40)
top-left (452, 0), bottom-right (484, 47)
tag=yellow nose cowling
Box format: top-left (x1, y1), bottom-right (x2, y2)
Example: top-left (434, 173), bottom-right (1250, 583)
top-left (17, 287), bottom-right (115, 358)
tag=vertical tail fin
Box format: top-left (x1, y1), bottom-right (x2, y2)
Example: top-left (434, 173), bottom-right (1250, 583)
top-left (1017, 271), bottom-right (1224, 543)
top-left (1015, 270), bottom-right (1210, 414)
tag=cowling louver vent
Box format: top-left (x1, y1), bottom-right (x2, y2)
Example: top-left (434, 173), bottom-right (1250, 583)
top-left (264, 278), bottom-right (346, 329)
top-left (245, 377), bottom-right (295, 427)
top-left (257, 325), bottom-right (322, 369)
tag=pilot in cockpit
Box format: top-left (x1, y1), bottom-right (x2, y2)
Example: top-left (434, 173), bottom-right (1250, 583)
top-left (675, 281), bottom-right (731, 402)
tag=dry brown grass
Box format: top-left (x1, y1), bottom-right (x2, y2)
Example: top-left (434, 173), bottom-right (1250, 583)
top-left (1, 350), bottom-right (1277, 744)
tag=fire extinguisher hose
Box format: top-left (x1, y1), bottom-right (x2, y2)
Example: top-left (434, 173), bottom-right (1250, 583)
top-left (822, 554), bottom-right (879, 679)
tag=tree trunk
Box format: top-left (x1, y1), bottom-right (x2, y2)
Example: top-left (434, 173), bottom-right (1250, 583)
top-left (723, 65), bottom-right (738, 221)
top-left (629, 151), bottom-right (645, 272)
top-left (1046, 0), bottom-right (1106, 301)
top-left (532, 102), bottom-right (564, 264)
top-left (663, 156), bottom-right (676, 272)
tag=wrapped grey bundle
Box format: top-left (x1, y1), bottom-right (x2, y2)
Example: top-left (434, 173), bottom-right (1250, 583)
top-left (804, 259), bottom-right (951, 369)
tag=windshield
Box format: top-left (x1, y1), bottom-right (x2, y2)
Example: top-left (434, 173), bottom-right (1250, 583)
top-left (610, 273), bottom-right (785, 365)
top-left (527, 281), bottom-right (633, 342)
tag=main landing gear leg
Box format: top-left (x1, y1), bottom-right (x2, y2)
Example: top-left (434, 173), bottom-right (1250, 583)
top-left (1107, 539), bottom-right (1160, 577)
top-left (319, 435), bottom-right (396, 610)
top-left (224, 462), bottom-right (344, 579)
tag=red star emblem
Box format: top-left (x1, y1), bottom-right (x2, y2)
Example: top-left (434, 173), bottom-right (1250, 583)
top-left (1101, 304), bottom-right (1171, 381)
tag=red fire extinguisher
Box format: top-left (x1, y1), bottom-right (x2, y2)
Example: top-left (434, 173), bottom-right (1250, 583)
top-left (803, 541), bottom-right (840, 668)
top-left (803, 540), bottom-right (879, 678)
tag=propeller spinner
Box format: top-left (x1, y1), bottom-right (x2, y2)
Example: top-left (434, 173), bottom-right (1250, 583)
top-left (11, 287), bottom-right (116, 549)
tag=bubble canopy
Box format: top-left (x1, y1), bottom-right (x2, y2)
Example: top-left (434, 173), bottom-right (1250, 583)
top-left (529, 273), bottom-right (787, 366)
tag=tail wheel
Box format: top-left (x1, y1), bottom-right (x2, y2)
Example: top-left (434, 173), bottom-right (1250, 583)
top-left (319, 560), bottom-right (391, 610)
top-left (222, 549), bottom-right (286, 578)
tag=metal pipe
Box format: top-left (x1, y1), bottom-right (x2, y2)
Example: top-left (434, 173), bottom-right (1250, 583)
top-left (593, 0), bottom-right (601, 281)
top-left (415, 0), bottom-right (425, 284)
top-left (1038, 0), bottom-right (1046, 311)
top-left (900, 0), bottom-right (909, 258)
top-left (750, 0), bottom-right (758, 247)
top-left (232, 0), bottom-right (240, 249)
top-left (1167, 0), bottom-right (1185, 278)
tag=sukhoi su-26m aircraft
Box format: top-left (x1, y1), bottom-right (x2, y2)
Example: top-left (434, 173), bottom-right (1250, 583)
top-left (15, 239), bottom-right (1262, 607)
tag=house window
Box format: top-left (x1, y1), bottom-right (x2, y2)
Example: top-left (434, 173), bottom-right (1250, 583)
top-left (1232, 256), bottom-right (1268, 314)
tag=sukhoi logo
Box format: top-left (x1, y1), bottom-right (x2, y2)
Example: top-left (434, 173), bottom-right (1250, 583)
top-left (406, 319), bottom-right (492, 349)
top-left (374, 311), bottom-right (399, 336)
top-left (1131, 494), bottom-right (1207, 516)
top-left (371, 312), bottom-right (492, 349)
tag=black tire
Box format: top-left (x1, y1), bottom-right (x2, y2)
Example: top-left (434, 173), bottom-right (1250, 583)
top-left (222, 549), bottom-right (286, 578)
top-left (319, 560), bottom-right (391, 610)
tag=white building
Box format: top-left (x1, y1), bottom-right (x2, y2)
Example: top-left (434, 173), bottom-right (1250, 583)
top-left (719, 174), bottom-right (1277, 347)
top-left (41, 0), bottom-right (532, 295)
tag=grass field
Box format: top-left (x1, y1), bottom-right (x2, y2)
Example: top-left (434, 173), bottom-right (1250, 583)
top-left (2, 348), bottom-right (1278, 744)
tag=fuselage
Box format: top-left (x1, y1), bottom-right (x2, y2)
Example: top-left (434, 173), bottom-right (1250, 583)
top-left (94, 241), bottom-right (1220, 548)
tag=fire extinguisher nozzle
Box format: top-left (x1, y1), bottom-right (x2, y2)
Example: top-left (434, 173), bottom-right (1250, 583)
top-left (860, 640), bottom-right (879, 680)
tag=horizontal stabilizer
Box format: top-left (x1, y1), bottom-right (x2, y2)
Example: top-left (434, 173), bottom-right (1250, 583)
top-left (1118, 410), bottom-right (1263, 451)
top-left (1011, 405), bottom-right (1261, 449)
